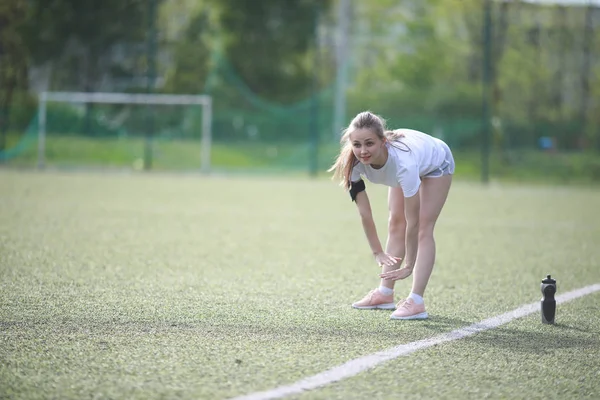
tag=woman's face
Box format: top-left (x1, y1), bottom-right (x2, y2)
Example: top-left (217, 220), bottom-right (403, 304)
top-left (349, 128), bottom-right (386, 166)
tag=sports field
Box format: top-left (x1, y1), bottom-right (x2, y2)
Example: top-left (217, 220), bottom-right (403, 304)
top-left (1, 169), bottom-right (599, 399)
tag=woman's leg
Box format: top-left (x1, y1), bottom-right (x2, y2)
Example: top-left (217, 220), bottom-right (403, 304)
top-left (351, 187), bottom-right (406, 310)
top-left (410, 174), bottom-right (452, 297)
top-left (381, 186), bottom-right (406, 290)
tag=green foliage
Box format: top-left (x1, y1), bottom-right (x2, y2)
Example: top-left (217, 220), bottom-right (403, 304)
top-left (346, 0), bottom-right (600, 155)
top-left (23, 0), bottom-right (151, 90)
top-left (168, 0), bottom-right (333, 102)
top-left (4, 0), bottom-right (600, 176)
top-left (0, 0), bottom-right (29, 149)
top-left (158, 0), bottom-right (336, 145)
top-left (162, 11), bottom-right (213, 94)
top-left (2, 91), bottom-right (37, 131)
top-left (208, 0), bottom-right (332, 104)
top-left (348, 0), bottom-right (484, 134)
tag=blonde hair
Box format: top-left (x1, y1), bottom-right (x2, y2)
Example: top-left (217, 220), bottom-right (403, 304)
top-left (328, 111), bottom-right (406, 189)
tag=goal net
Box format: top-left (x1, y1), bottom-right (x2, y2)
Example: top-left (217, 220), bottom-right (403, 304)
top-left (36, 91), bottom-right (212, 172)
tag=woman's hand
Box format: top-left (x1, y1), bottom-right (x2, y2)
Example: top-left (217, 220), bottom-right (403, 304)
top-left (374, 252), bottom-right (401, 268)
top-left (379, 266), bottom-right (413, 281)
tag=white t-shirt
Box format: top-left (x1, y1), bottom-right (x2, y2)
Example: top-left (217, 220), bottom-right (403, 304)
top-left (350, 129), bottom-right (448, 197)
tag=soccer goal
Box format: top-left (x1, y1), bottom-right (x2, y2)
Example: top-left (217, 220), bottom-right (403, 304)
top-left (37, 91), bottom-right (212, 172)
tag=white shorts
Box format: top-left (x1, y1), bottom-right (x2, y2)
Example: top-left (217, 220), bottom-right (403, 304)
top-left (424, 142), bottom-right (455, 178)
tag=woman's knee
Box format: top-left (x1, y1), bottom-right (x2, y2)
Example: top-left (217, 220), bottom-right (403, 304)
top-left (388, 212), bottom-right (406, 233)
top-left (418, 222), bottom-right (435, 242)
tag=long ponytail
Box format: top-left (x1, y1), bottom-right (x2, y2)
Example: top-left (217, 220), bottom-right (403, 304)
top-left (328, 129), bottom-right (357, 189)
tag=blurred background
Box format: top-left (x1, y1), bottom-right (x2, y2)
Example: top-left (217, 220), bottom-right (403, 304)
top-left (0, 0), bottom-right (599, 183)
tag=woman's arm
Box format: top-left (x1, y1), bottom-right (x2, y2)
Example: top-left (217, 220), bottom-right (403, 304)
top-left (403, 191), bottom-right (420, 269)
top-left (354, 190), bottom-right (383, 255)
top-left (354, 190), bottom-right (398, 267)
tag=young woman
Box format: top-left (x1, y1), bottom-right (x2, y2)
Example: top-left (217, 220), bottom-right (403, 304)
top-left (329, 111), bottom-right (455, 320)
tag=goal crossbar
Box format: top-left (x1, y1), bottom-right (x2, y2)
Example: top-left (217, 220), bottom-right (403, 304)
top-left (41, 92), bottom-right (211, 106)
top-left (37, 91), bottom-right (212, 172)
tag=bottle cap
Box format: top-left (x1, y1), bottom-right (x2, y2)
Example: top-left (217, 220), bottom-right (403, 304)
top-left (542, 274), bottom-right (556, 284)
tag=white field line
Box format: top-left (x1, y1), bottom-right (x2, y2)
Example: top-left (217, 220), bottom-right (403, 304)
top-left (231, 284), bottom-right (600, 400)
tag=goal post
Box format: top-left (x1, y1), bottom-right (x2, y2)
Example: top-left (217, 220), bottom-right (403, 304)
top-left (37, 91), bottom-right (212, 172)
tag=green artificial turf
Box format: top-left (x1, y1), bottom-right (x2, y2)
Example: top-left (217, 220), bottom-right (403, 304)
top-left (1, 170), bottom-right (599, 399)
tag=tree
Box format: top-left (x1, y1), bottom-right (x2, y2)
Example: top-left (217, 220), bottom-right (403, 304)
top-left (0, 0), bottom-right (29, 153)
top-left (21, 0), bottom-right (155, 136)
top-left (206, 0), bottom-right (333, 104)
top-left (24, 0), bottom-right (150, 91)
top-left (162, 7), bottom-right (214, 95)
top-left (348, 0), bottom-right (483, 130)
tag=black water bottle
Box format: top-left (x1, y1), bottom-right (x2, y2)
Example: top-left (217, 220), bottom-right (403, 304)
top-left (541, 275), bottom-right (557, 324)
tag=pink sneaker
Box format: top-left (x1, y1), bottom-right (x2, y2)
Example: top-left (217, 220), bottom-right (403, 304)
top-left (390, 298), bottom-right (428, 320)
top-left (352, 289), bottom-right (395, 310)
